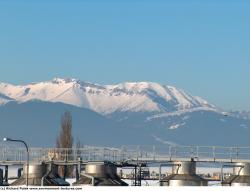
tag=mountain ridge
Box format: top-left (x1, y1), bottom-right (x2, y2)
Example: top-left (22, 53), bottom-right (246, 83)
top-left (0, 78), bottom-right (217, 115)
top-left (0, 81), bottom-right (249, 146)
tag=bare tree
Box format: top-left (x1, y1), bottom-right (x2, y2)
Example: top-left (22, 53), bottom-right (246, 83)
top-left (56, 111), bottom-right (74, 177)
top-left (56, 111), bottom-right (73, 149)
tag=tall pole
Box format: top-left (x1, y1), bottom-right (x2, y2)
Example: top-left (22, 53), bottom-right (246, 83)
top-left (22, 140), bottom-right (29, 187)
top-left (3, 138), bottom-right (29, 186)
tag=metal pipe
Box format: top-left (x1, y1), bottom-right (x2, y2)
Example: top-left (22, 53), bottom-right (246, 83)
top-left (18, 168), bottom-right (23, 178)
top-left (3, 138), bottom-right (29, 186)
top-left (138, 166), bottom-right (141, 186)
top-left (134, 166), bottom-right (137, 186)
top-left (41, 163), bottom-right (52, 186)
top-left (158, 163), bottom-right (181, 186)
top-left (4, 165), bottom-right (8, 184)
top-left (220, 164), bottom-right (244, 183)
top-left (63, 165), bottom-right (67, 180)
top-left (76, 157), bottom-right (82, 181)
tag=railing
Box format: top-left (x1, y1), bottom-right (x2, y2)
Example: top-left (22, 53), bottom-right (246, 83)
top-left (1, 145), bottom-right (250, 163)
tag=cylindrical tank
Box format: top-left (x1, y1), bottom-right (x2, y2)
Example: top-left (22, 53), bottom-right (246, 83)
top-left (172, 161), bottom-right (196, 175)
top-left (233, 163), bottom-right (250, 176)
top-left (73, 162), bottom-right (128, 186)
top-left (11, 162), bottom-right (69, 186)
top-left (224, 163), bottom-right (250, 186)
top-left (23, 163), bottom-right (47, 179)
top-left (85, 163), bottom-right (117, 177)
top-left (162, 161), bottom-right (208, 186)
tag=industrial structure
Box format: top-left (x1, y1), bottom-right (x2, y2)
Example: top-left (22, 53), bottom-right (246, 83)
top-left (160, 160), bottom-right (208, 186)
top-left (222, 162), bottom-right (250, 186)
top-left (10, 162), bottom-right (70, 186)
top-left (73, 161), bottom-right (128, 186)
top-left (1, 145), bottom-right (250, 186)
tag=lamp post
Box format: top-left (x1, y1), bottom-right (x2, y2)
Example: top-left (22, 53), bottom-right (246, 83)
top-left (3, 138), bottom-right (29, 186)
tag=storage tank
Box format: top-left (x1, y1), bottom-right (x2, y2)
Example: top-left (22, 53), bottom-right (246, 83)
top-left (223, 163), bottom-right (250, 186)
top-left (73, 162), bottom-right (128, 186)
top-left (161, 161), bottom-right (208, 186)
top-left (11, 162), bottom-right (70, 186)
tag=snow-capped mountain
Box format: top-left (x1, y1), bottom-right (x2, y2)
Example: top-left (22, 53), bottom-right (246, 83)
top-left (1, 78), bottom-right (250, 147)
top-left (0, 78), bottom-right (217, 114)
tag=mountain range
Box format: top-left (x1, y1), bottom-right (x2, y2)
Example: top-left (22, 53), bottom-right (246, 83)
top-left (0, 78), bottom-right (216, 114)
top-left (0, 78), bottom-right (249, 147)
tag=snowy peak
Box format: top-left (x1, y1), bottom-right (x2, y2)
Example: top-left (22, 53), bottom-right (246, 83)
top-left (0, 78), bottom-right (217, 114)
top-left (105, 81), bottom-right (215, 111)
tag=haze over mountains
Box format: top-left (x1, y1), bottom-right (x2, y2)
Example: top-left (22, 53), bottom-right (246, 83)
top-left (0, 78), bottom-right (249, 147)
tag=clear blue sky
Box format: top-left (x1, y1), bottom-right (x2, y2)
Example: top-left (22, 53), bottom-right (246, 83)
top-left (0, 0), bottom-right (249, 110)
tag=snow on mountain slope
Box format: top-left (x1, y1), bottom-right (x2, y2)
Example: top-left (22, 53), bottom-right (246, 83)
top-left (0, 78), bottom-right (217, 114)
top-left (0, 93), bottom-right (14, 105)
